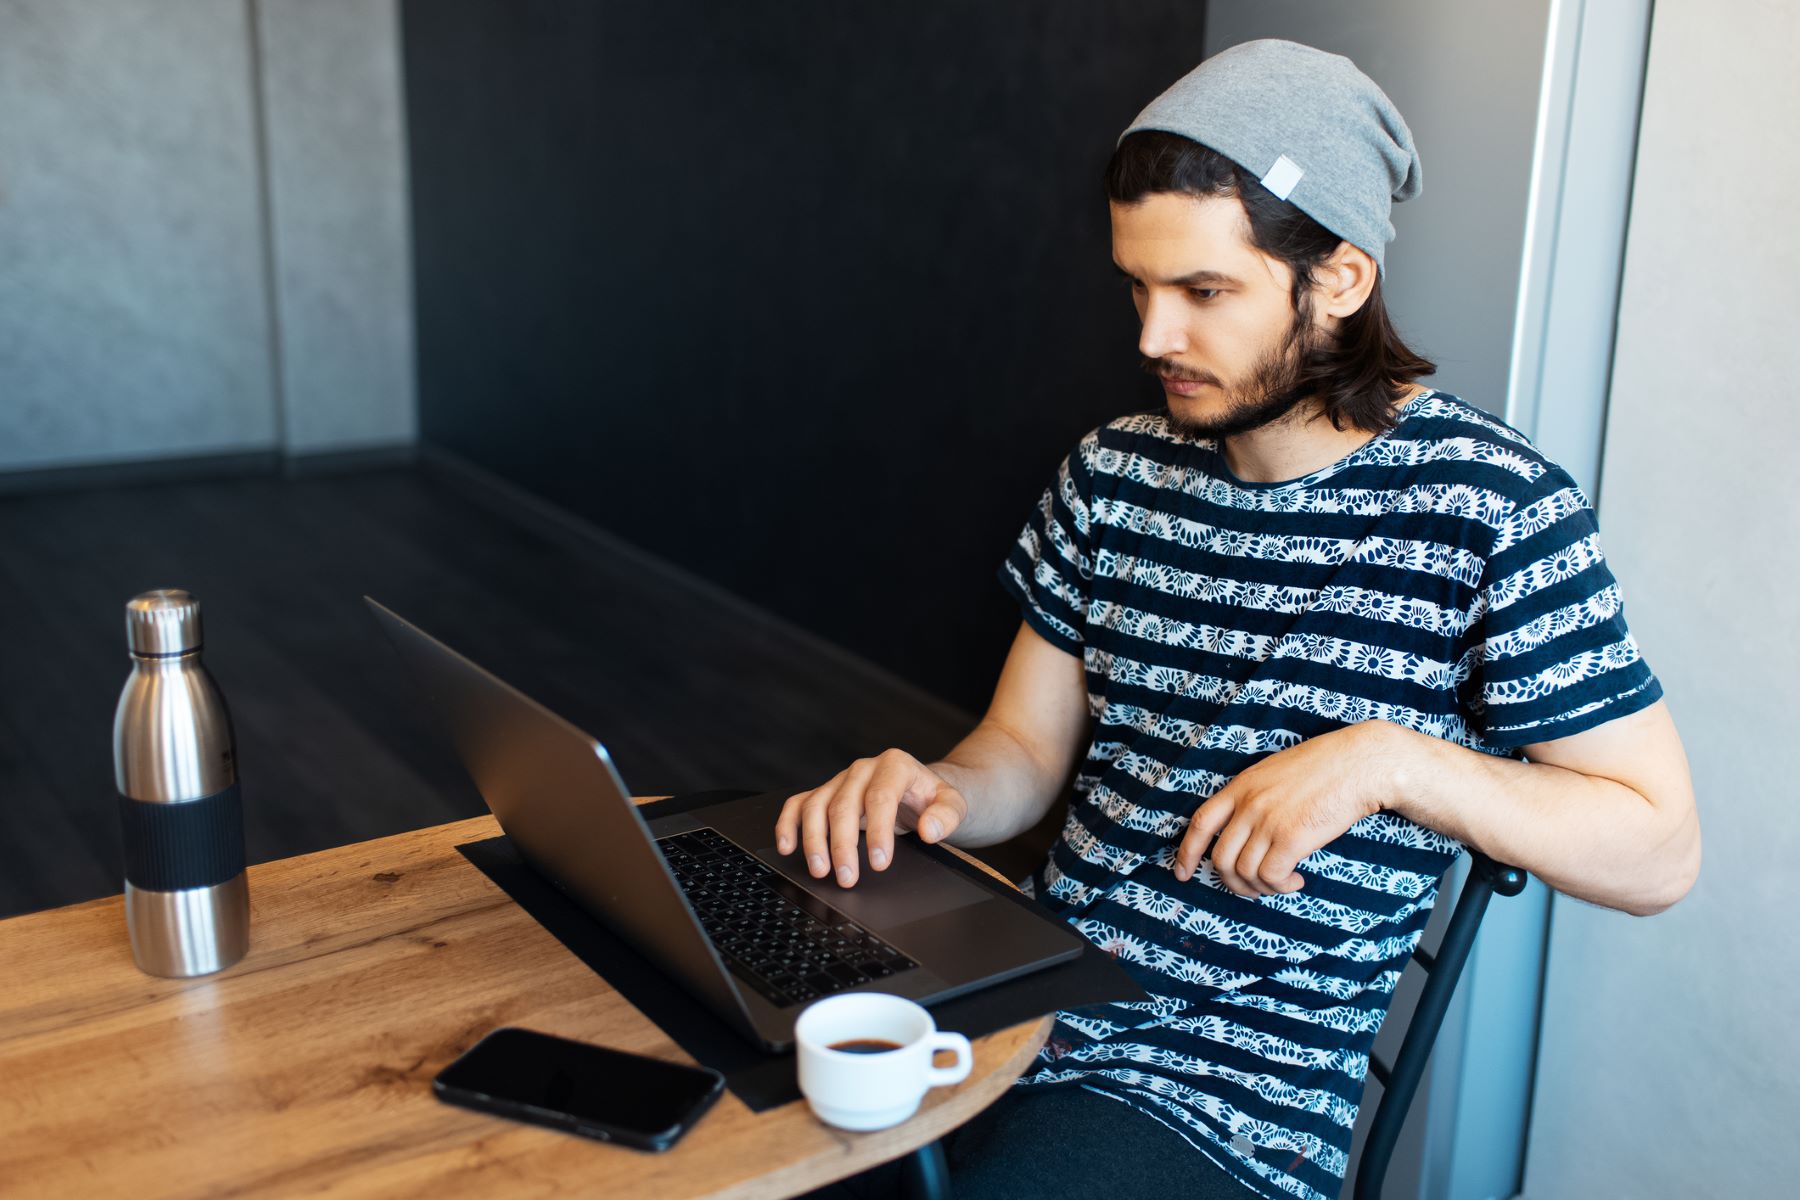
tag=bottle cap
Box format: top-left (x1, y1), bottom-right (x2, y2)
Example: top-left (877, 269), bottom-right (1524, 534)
top-left (125, 589), bottom-right (204, 657)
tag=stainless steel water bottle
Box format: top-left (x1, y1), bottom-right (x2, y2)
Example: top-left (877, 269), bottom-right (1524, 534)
top-left (113, 589), bottom-right (249, 976)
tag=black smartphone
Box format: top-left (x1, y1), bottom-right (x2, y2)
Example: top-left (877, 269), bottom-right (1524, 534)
top-left (433, 1027), bottom-right (725, 1152)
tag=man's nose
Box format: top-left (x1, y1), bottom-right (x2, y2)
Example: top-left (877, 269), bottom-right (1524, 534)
top-left (1138, 294), bottom-right (1188, 361)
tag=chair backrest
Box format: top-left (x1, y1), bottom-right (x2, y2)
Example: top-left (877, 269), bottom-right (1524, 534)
top-left (1352, 851), bottom-right (1528, 1199)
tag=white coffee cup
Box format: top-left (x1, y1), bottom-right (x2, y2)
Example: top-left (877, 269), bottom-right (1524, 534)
top-left (795, 993), bottom-right (974, 1131)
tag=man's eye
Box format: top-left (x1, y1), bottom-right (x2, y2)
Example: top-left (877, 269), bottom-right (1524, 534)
top-left (1188, 288), bottom-right (1219, 302)
top-left (1127, 279), bottom-right (1146, 293)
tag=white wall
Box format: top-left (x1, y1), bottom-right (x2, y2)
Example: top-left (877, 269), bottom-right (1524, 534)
top-left (1523, 0), bottom-right (1800, 1194)
top-left (0, 0), bottom-right (413, 472)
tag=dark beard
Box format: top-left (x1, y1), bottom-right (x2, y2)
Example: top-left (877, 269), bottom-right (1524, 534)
top-left (1142, 301), bottom-right (1315, 440)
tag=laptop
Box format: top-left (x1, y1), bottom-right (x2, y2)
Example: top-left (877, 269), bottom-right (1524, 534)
top-left (366, 599), bottom-right (1084, 1052)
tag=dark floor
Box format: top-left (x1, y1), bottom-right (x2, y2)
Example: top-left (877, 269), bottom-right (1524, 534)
top-left (0, 460), bottom-right (1055, 920)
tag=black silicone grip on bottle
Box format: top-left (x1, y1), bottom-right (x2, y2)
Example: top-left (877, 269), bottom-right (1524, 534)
top-left (118, 784), bottom-right (246, 891)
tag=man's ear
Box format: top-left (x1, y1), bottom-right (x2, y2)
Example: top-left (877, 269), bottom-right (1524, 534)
top-left (1314, 242), bottom-right (1378, 320)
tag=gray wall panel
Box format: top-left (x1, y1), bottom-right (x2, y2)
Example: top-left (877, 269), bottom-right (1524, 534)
top-left (1201, 8), bottom-right (1567, 1198)
top-left (1524, 0), bottom-right (1800, 1193)
top-left (0, 0), bottom-right (414, 474)
top-left (1205, 0), bottom-right (1551, 420)
top-left (255, 0), bottom-right (415, 453)
top-left (0, 0), bottom-right (277, 469)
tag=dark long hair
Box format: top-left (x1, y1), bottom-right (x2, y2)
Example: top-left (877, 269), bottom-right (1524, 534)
top-left (1105, 131), bottom-right (1435, 433)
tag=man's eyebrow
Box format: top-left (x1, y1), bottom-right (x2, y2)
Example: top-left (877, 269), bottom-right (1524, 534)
top-left (1111, 263), bottom-right (1242, 288)
top-left (1170, 269), bottom-right (1241, 288)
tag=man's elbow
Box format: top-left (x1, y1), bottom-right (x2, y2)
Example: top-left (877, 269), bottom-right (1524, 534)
top-left (1626, 812), bottom-right (1702, 917)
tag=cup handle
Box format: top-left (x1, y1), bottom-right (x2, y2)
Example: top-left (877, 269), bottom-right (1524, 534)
top-left (925, 1032), bottom-right (973, 1087)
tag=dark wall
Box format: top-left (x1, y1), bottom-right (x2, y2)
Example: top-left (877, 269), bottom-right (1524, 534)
top-left (402, 1), bottom-right (1207, 713)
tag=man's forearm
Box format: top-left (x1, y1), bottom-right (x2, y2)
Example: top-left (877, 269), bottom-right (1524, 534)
top-left (928, 717), bottom-right (1066, 848)
top-left (1377, 714), bottom-right (1700, 916)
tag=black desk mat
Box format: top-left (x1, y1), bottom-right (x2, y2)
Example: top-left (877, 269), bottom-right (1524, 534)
top-left (456, 791), bottom-right (1146, 1111)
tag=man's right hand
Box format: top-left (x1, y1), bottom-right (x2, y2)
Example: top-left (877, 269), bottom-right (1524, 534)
top-left (774, 749), bottom-right (969, 888)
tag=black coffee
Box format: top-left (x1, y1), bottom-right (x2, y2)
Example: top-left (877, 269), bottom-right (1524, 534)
top-left (829, 1038), bottom-right (903, 1054)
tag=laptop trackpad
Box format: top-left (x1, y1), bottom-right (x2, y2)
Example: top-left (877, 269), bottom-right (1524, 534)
top-left (753, 837), bottom-right (990, 926)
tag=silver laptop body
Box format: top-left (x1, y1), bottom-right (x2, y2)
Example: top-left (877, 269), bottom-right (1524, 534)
top-left (368, 599), bottom-right (1083, 1052)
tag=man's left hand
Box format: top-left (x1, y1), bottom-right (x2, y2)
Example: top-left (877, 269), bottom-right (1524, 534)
top-left (1172, 720), bottom-right (1402, 897)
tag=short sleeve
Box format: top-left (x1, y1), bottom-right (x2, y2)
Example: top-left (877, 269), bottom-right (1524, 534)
top-left (1472, 466), bottom-right (1662, 749)
top-left (997, 435), bottom-right (1097, 654)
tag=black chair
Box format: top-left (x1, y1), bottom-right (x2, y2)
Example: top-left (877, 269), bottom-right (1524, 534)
top-left (1352, 851), bottom-right (1528, 1199)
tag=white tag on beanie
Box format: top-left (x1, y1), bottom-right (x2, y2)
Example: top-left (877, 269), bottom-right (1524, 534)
top-left (1261, 154), bottom-right (1304, 200)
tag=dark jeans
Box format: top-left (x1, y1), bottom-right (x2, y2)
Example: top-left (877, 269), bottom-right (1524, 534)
top-left (804, 1085), bottom-right (1257, 1200)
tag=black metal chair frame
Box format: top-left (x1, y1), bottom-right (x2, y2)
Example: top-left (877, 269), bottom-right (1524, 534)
top-left (1352, 851), bottom-right (1527, 1199)
top-left (898, 851), bottom-right (1526, 1200)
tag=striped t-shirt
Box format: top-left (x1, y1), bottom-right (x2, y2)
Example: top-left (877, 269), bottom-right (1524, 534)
top-left (997, 391), bottom-right (1660, 1200)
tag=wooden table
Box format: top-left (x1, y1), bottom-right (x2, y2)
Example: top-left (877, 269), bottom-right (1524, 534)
top-left (0, 811), bottom-right (1052, 1198)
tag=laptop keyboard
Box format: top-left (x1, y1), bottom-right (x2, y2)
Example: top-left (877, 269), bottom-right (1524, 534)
top-left (658, 828), bottom-right (918, 1009)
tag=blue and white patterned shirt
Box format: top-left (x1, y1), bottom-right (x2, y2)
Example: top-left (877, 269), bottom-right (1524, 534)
top-left (998, 390), bottom-right (1660, 1200)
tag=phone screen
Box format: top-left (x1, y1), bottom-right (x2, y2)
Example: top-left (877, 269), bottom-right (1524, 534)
top-left (435, 1028), bottom-right (723, 1144)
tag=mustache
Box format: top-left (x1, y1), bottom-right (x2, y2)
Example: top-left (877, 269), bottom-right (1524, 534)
top-left (1140, 356), bottom-right (1217, 387)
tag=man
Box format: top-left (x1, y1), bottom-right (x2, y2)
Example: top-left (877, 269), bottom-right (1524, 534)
top-left (777, 40), bottom-right (1699, 1200)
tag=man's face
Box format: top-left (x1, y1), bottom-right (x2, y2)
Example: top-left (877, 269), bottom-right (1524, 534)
top-left (1111, 192), bottom-right (1314, 440)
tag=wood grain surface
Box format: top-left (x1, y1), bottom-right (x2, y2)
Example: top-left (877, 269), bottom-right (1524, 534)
top-left (0, 811), bottom-right (1051, 1198)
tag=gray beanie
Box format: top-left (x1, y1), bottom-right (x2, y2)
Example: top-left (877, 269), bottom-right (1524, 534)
top-left (1121, 39), bottom-right (1421, 272)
